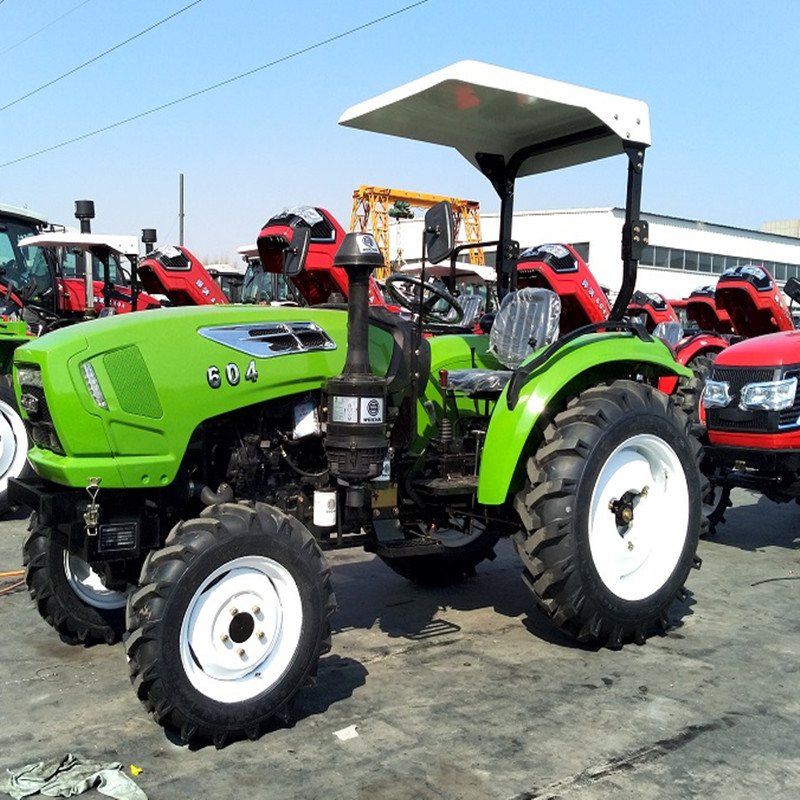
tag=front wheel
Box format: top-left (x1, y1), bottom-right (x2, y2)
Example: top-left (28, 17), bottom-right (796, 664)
top-left (513, 381), bottom-right (703, 648)
top-left (126, 503), bottom-right (336, 747)
top-left (24, 516), bottom-right (128, 644)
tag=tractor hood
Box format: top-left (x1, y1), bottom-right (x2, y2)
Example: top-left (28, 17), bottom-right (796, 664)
top-left (714, 330), bottom-right (800, 368)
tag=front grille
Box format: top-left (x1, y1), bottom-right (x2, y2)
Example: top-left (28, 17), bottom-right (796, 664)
top-left (707, 364), bottom-right (800, 433)
top-left (309, 216), bottom-right (335, 241)
top-left (706, 408), bottom-right (770, 431)
top-left (710, 366), bottom-right (776, 392)
top-left (19, 382), bottom-right (64, 454)
top-left (156, 249), bottom-right (190, 270)
top-left (103, 346), bottom-right (163, 419)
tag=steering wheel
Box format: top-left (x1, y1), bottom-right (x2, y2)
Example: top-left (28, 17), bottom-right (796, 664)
top-left (384, 273), bottom-right (463, 324)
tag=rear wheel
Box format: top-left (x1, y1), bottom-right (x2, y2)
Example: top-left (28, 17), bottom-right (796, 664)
top-left (675, 351), bottom-right (717, 422)
top-left (378, 514), bottom-right (500, 585)
top-left (0, 374), bottom-right (33, 516)
top-left (701, 464), bottom-right (732, 535)
top-left (513, 381), bottom-right (703, 648)
top-left (126, 503), bottom-right (336, 747)
top-left (24, 516), bottom-right (127, 644)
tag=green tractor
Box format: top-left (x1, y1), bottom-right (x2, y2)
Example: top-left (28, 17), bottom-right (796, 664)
top-left (9, 62), bottom-right (705, 746)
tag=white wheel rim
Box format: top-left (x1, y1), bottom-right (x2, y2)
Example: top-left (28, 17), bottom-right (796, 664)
top-left (180, 555), bottom-right (303, 703)
top-left (63, 552), bottom-right (128, 610)
top-left (0, 399), bottom-right (29, 494)
top-left (588, 433), bottom-right (689, 601)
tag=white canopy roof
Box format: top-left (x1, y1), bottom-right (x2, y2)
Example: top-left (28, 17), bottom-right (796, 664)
top-left (0, 203), bottom-right (47, 225)
top-left (400, 262), bottom-right (496, 283)
top-left (236, 243), bottom-right (258, 258)
top-left (20, 231), bottom-right (139, 257)
top-left (339, 60), bottom-right (650, 177)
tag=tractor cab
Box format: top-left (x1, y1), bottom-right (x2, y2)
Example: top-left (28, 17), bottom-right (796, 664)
top-left (18, 230), bottom-right (164, 320)
top-left (0, 204), bottom-right (59, 319)
top-left (714, 264), bottom-right (794, 338)
top-left (237, 243), bottom-right (298, 305)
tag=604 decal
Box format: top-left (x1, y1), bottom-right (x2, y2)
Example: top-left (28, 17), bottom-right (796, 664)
top-left (207, 360), bottom-right (259, 388)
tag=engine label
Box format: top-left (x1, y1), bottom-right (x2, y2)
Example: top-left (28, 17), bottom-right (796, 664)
top-left (331, 396), bottom-right (384, 424)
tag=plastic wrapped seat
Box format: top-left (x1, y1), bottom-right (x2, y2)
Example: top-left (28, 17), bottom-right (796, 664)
top-left (445, 288), bottom-right (561, 396)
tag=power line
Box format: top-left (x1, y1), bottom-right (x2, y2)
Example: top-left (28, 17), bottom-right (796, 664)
top-left (0, 1), bottom-right (428, 170)
top-left (0, 0), bottom-right (92, 57)
top-left (1, 0), bottom-right (204, 113)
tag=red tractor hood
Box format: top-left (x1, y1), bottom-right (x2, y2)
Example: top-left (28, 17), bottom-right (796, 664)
top-left (714, 330), bottom-right (800, 368)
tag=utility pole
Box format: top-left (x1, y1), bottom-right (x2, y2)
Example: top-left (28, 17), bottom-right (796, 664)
top-left (179, 173), bottom-right (185, 246)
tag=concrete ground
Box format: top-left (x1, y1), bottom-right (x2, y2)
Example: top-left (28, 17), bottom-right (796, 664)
top-left (1, 487), bottom-right (799, 799)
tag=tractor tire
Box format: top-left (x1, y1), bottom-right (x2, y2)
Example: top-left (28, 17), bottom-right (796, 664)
top-left (700, 463), bottom-right (732, 536)
top-left (0, 374), bottom-right (33, 516)
top-left (675, 352), bottom-right (717, 423)
top-left (23, 514), bottom-right (128, 644)
top-left (378, 516), bottom-right (500, 586)
top-left (513, 380), bottom-right (704, 648)
top-left (126, 502), bottom-right (336, 747)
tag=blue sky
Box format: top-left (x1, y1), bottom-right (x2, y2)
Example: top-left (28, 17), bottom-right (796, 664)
top-left (2, 0), bottom-right (799, 263)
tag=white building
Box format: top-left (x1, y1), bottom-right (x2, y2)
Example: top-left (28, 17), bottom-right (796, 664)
top-left (388, 208), bottom-right (800, 300)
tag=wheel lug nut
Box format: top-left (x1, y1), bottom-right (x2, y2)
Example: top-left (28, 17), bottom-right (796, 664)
top-left (237, 648), bottom-right (246, 657)
top-left (256, 630), bottom-right (265, 639)
top-left (220, 633), bottom-right (229, 643)
top-left (252, 605), bottom-right (261, 615)
top-left (229, 607), bottom-right (238, 616)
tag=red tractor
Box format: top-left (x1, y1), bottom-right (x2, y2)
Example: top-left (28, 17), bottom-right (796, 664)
top-left (513, 245), bottom-right (723, 418)
top-left (246, 206), bottom-right (388, 308)
top-left (701, 270), bottom-right (800, 528)
top-left (683, 285), bottom-right (735, 336)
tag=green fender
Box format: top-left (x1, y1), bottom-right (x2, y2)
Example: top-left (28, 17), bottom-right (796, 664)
top-left (476, 331), bottom-right (692, 505)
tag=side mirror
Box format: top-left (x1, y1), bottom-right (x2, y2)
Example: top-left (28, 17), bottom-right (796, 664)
top-left (785, 276), bottom-right (800, 304)
top-left (423, 201), bottom-right (455, 265)
top-left (283, 227), bottom-right (311, 277)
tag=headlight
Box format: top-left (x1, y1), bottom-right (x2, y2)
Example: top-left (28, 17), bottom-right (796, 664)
top-left (739, 377), bottom-right (797, 411)
top-left (702, 379), bottom-right (731, 409)
top-left (81, 362), bottom-right (108, 409)
top-left (17, 366), bottom-right (43, 388)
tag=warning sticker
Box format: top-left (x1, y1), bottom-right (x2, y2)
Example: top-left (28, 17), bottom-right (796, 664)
top-left (331, 396), bottom-right (359, 423)
top-left (330, 396), bottom-right (384, 424)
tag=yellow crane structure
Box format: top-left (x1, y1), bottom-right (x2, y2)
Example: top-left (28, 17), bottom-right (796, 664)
top-left (349, 185), bottom-right (485, 279)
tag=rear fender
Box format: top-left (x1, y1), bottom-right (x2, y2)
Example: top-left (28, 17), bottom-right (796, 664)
top-left (477, 332), bottom-right (690, 505)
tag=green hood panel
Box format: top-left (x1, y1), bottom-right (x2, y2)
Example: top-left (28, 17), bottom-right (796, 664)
top-left (16, 305), bottom-right (360, 488)
top-left (476, 331), bottom-right (691, 505)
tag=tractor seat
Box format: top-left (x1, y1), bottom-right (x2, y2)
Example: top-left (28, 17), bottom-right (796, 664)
top-left (456, 294), bottom-right (485, 328)
top-left (444, 288), bottom-right (561, 396)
